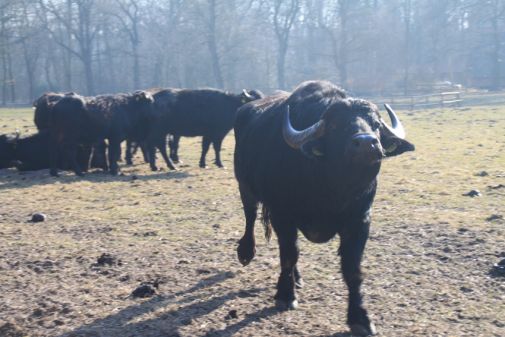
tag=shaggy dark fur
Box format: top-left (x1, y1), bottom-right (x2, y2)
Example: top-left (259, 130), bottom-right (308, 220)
top-left (234, 80), bottom-right (415, 336)
top-left (146, 88), bottom-right (264, 170)
top-left (49, 91), bottom-right (155, 176)
top-left (0, 131), bottom-right (89, 171)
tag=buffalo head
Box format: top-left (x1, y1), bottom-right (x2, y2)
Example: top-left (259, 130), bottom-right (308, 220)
top-left (282, 99), bottom-right (415, 166)
top-left (240, 89), bottom-right (264, 104)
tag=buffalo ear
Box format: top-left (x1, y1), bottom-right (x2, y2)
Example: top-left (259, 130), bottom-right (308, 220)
top-left (380, 131), bottom-right (415, 157)
top-left (134, 91), bottom-right (151, 102)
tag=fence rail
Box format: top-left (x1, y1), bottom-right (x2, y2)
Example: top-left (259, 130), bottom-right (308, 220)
top-left (373, 91), bottom-right (463, 110)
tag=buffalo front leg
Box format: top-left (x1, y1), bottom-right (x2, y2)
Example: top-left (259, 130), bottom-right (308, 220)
top-left (339, 222), bottom-right (376, 336)
top-left (237, 184), bottom-right (258, 266)
top-left (273, 221), bottom-right (299, 310)
top-left (169, 135), bottom-right (181, 163)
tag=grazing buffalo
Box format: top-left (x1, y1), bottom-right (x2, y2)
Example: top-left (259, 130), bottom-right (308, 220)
top-left (0, 131), bottom-right (89, 171)
top-left (147, 88), bottom-right (264, 170)
top-left (49, 91), bottom-right (155, 176)
top-left (234, 81), bottom-right (415, 336)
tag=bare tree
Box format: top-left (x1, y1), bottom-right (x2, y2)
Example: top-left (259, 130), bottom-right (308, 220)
top-left (272, 0), bottom-right (299, 89)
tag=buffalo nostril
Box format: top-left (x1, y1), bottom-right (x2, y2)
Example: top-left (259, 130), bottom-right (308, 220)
top-left (353, 139), bottom-right (361, 147)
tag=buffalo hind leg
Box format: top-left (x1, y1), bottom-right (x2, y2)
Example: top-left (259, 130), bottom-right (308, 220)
top-left (212, 136), bottom-right (225, 168)
top-left (49, 134), bottom-right (60, 177)
top-left (64, 143), bottom-right (84, 176)
top-left (294, 266), bottom-right (303, 288)
top-left (108, 139), bottom-right (121, 175)
top-left (140, 142), bottom-right (149, 163)
top-left (169, 135), bottom-right (181, 163)
top-left (237, 183), bottom-right (258, 266)
top-left (273, 220), bottom-right (299, 310)
top-left (157, 136), bottom-right (176, 170)
top-left (199, 136), bottom-right (211, 168)
top-left (125, 139), bottom-right (134, 165)
top-left (339, 223), bottom-right (376, 336)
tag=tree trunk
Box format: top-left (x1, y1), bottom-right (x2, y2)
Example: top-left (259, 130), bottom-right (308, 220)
top-left (207, 0), bottom-right (224, 88)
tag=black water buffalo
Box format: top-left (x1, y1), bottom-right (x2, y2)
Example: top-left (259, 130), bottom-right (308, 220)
top-left (49, 91), bottom-right (155, 176)
top-left (234, 81), bottom-right (415, 336)
top-left (147, 88), bottom-right (264, 170)
top-left (33, 91), bottom-right (107, 170)
top-left (0, 131), bottom-right (89, 171)
top-left (33, 92), bottom-right (74, 130)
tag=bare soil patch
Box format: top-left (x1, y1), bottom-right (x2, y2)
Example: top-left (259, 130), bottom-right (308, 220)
top-left (0, 106), bottom-right (504, 336)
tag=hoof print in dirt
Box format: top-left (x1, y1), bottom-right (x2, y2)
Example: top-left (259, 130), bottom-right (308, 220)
top-left (130, 282), bottom-right (159, 298)
top-left (30, 213), bottom-right (47, 223)
top-left (486, 214), bottom-right (504, 222)
top-left (462, 189), bottom-right (481, 197)
top-left (224, 309), bottom-right (238, 320)
top-left (0, 322), bottom-right (25, 337)
top-left (490, 259), bottom-right (505, 277)
top-left (92, 253), bottom-right (121, 267)
top-left (475, 171), bottom-right (489, 177)
top-left (488, 184), bottom-right (505, 190)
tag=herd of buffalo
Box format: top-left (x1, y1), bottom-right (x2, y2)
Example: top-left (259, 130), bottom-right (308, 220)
top-left (0, 80), bottom-right (415, 336)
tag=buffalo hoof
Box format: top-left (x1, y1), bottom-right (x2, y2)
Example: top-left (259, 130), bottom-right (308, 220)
top-left (75, 172), bottom-right (85, 177)
top-left (237, 238), bottom-right (255, 266)
top-left (215, 161), bottom-right (225, 168)
top-left (110, 170), bottom-right (119, 176)
top-left (349, 322), bottom-right (377, 336)
top-left (275, 298), bottom-right (298, 311)
top-left (199, 163), bottom-right (208, 169)
top-left (150, 166), bottom-right (158, 172)
top-left (125, 160), bottom-right (133, 166)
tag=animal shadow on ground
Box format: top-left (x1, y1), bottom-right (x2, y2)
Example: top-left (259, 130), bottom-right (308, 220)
top-left (0, 169), bottom-right (190, 191)
top-left (57, 271), bottom-right (286, 337)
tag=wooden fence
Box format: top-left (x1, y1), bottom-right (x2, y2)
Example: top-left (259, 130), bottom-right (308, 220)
top-left (373, 91), bottom-right (463, 110)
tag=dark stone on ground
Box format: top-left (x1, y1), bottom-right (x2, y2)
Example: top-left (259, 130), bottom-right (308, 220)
top-left (31, 213), bottom-right (47, 223)
top-left (462, 189), bottom-right (481, 197)
top-left (131, 283), bottom-right (156, 298)
top-left (93, 253), bottom-right (120, 267)
top-left (225, 309), bottom-right (238, 320)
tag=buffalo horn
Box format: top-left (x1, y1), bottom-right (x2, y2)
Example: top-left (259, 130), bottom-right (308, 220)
top-left (382, 104), bottom-right (406, 139)
top-left (242, 89), bottom-right (254, 100)
top-left (282, 105), bottom-right (326, 149)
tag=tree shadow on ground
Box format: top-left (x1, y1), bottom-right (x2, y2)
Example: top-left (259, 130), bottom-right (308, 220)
top-left (0, 169), bottom-right (190, 190)
top-left (57, 270), bottom-right (278, 337)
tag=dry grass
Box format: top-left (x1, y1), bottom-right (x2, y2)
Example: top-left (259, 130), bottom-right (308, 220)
top-left (0, 105), bottom-right (503, 337)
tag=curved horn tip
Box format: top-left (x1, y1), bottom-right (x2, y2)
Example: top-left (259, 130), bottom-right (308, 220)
top-left (383, 103), bottom-right (406, 139)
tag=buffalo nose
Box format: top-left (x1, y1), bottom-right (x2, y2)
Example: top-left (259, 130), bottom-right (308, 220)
top-left (352, 134), bottom-right (379, 151)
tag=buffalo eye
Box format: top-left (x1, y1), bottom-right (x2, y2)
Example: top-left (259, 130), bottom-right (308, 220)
top-left (371, 121), bottom-right (381, 131)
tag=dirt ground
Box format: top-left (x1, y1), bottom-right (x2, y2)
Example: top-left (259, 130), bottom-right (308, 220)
top-left (0, 106), bottom-right (504, 337)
